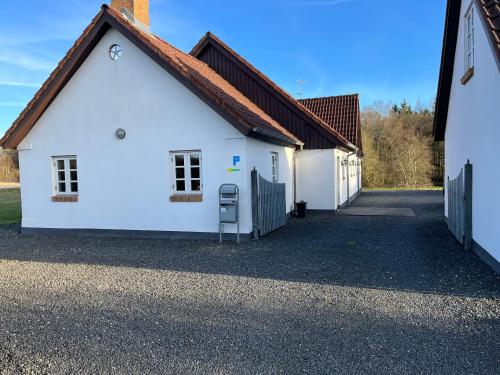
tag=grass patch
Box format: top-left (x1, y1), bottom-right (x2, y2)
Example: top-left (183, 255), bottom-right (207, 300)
top-left (0, 189), bottom-right (21, 224)
top-left (363, 187), bottom-right (443, 191)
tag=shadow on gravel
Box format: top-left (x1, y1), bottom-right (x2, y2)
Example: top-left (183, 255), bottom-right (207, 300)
top-left (0, 191), bottom-right (499, 300)
top-left (1, 291), bottom-right (497, 374)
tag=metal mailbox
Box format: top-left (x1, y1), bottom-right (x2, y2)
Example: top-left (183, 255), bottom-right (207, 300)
top-left (219, 184), bottom-right (239, 242)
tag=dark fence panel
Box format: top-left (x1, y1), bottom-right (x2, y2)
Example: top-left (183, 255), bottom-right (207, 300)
top-left (448, 168), bottom-right (464, 244)
top-left (447, 161), bottom-right (472, 248)
top-left (251, 169), bottom-right (287, 238)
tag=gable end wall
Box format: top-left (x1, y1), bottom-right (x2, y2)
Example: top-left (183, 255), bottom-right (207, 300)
top-left (445, 0), bottom-right (500, 262)
top-left (17, 28), bottom-right (293, 235)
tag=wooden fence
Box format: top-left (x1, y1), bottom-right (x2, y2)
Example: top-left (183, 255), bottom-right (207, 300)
top-left (251, 168), bottom-right (287, 238)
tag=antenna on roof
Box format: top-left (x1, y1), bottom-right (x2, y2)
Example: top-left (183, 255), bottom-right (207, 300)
top-left (294, 79), bottom-right (306, 99)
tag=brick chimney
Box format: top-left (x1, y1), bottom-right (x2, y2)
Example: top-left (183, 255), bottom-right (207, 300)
top-left (111, 0), bottom-right (150, 31)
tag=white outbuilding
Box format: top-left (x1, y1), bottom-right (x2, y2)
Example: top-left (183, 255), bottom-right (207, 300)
top-left (0, 0), bottom-right (363, 240)
top-left (434, 0), bottom-right (500, 272)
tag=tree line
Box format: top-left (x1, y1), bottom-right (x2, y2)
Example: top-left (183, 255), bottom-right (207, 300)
top-left (0, 148), bottom-right (19, 182)
top-left (361, 101), bottom-right (444, 189)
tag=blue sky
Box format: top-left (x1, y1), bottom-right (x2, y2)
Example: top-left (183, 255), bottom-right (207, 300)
top-left (0, 0), bottom-right (446, 135)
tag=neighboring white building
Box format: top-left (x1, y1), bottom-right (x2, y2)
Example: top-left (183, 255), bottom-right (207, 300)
top-left (297, 96), bottom-right (363, 209)
top-left (0, 0), bottom-right (362, 239)
top-left (434, 0), bottom-right (500, 272)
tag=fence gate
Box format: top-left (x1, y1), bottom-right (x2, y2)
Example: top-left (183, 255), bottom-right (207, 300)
top-left (251, 168), bottom-right (287, 238)
top-left (447, 161), bottom-right (472, 249)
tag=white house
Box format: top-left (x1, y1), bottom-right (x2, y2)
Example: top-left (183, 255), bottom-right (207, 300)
top-left (434, 0), bottom-right (500, 272)
top-left (189, 32), bottom-right (363, 211)
top-left (0, 0), bottom-right (362, 240)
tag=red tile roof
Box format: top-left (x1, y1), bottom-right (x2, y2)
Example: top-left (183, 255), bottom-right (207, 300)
top-left (0, 5), bottom-right (301, 149)
top-left (478, 0), bottom-right (500, 59)
top-left (108, 7), bottom-right (302, 145)
top-left (298, 94), bottom-right (362, 150)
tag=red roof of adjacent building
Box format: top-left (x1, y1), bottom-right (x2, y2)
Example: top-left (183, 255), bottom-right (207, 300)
top-left (298, 94), bottom-right (362, 150)
top-left (478, 0), bottom-right (500, 56)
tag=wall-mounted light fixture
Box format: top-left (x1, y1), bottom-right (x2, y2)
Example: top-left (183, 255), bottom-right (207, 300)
top-left (115, 128), bottom-right (126, 140)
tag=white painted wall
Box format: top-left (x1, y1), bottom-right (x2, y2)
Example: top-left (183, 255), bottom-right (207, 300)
top-left (335, 149), bottom-right (361, 207)
top-left (295, 148), bottom-right (361, 210)
top-left (245, 138), bottom-right (295, 213)
top-left (444, 0), bottom-right (500, 261)
top-left (295, 149), bottom-right (336, 210)
top-left (17, 27), bottom-right (290, 235)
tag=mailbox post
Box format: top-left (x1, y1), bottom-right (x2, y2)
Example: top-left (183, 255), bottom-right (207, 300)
top-left (219, 184), bottom-right (240, 243)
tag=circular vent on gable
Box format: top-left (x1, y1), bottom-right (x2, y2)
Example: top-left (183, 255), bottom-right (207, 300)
top-left (109, 44), bottom-right (122, 61)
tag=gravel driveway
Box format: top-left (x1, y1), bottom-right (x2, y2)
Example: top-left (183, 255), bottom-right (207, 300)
top-left (0, 191), bottom-right (499, 374)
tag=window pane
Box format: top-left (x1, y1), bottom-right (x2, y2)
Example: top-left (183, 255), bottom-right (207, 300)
top-left (58, 171), bottom-right (66, 182)
top-left (69, 159), bottom-right (77, 170)
top-left (57, 160), bottom-right (65, 170)
top-left (176, 180), bottom-right (185, 191)
top-left (175, 155), bottom-right (184, 166)
top-left (190, 154), bottom-right (200, 166)
top-left (176, 168), bottom-right (185, 178)
top-left (70, 171), bottom-right (78, 181)
top-left (71, 182), bottom-right (78, 193)
top-left (191, 167), bottom-right (200, 179)
top-left (59, 183), bottom-right (66, 193)
top-left (191, 180), bottom-right (201, 191)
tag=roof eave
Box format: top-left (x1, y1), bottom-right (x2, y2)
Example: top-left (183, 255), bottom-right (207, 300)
top-left (433, 0), bottom-right (462, 142)
top-left (251, 127), bottom-right (303, 147)
top-left (189, 32), bottom-right (211, 57)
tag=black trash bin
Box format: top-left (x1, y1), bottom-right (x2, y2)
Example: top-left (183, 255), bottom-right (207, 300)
top-left (295, 201), bottom-right (307, 218)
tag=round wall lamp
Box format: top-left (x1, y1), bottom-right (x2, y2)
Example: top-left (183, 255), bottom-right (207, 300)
top-left (115, 128), bottom-right (126, 140)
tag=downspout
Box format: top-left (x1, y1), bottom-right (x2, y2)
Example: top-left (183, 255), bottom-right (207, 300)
top-left (357, 158), bottom-right (362, 197)
top-left (293, 144), bottom-right (303, 212)
top-left (293, 150), bottom-right (297, 205)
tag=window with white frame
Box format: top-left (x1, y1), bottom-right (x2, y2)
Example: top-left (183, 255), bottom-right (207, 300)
top-left (271, 152), bottom-right (279, 183)
top-left (53, 156), bottom-right (78, 194)
top-left (171, 151), bottom-right (202, 193)
top-left (465, 6), bottom-right (474, 70)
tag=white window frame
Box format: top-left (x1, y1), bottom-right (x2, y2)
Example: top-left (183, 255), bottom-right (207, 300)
top-left (271, 152), bottom-right (279, 183)
top-left (464, 5), bottom-right (474, 70)
top-left (52, 156), bottom-right (78, 195)
top-left (170, 150), bottom-right (202, 194)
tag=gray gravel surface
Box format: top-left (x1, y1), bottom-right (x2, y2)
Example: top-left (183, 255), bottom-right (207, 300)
top-left (0, 190), bottom-right (499, 374)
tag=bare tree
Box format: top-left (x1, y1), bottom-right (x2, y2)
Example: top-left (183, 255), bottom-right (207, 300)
top-left (0, 149), bottom-right (19, 183)
top-left (361, 101), bottom-right (437, 188)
